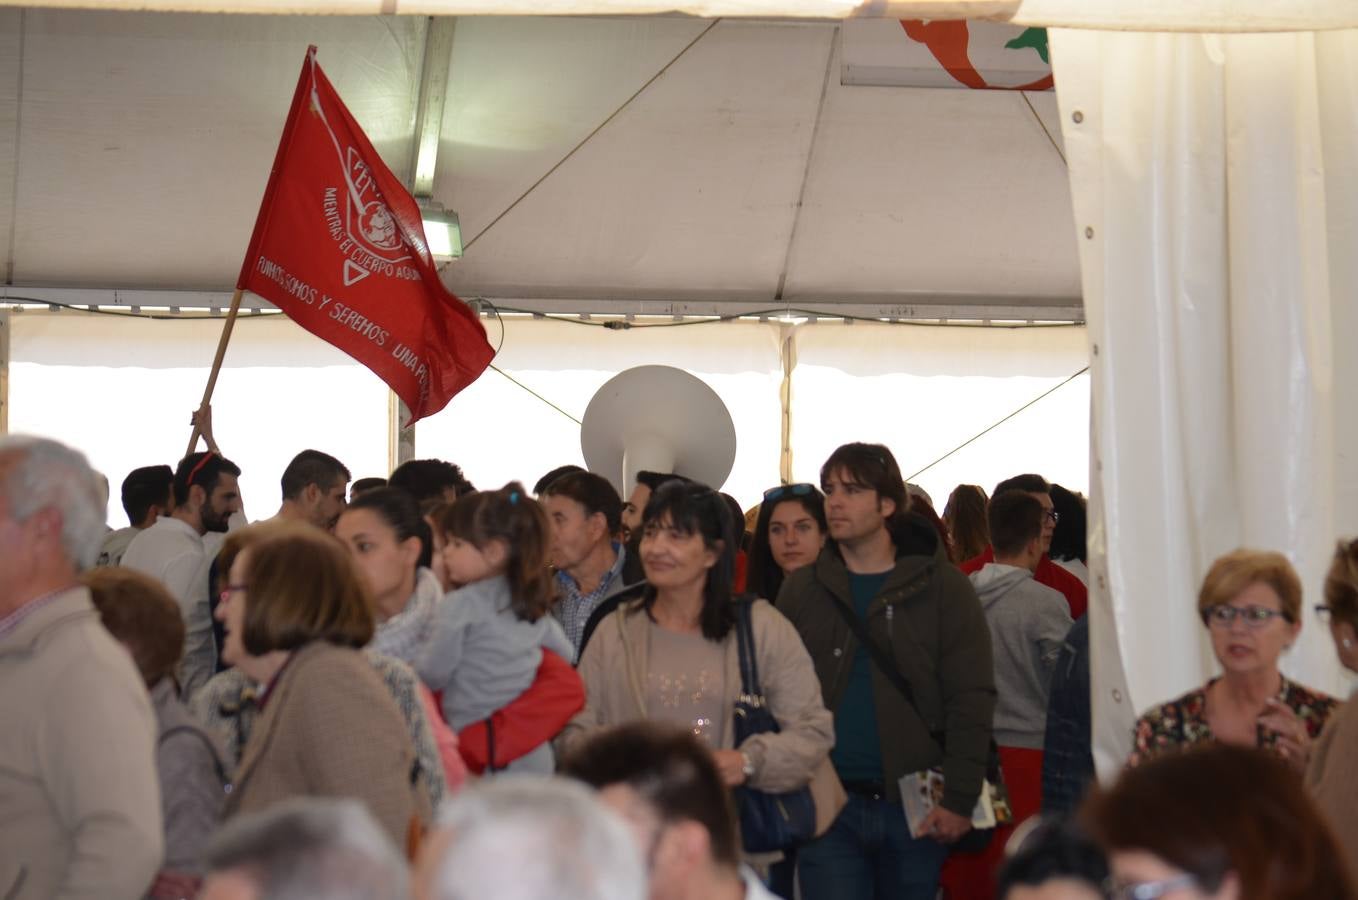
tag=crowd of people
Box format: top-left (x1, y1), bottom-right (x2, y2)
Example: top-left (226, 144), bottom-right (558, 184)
top-left (1, 431), bottom-right (1355, 900)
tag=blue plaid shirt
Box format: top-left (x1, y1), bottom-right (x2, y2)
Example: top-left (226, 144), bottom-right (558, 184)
top-left (554, 543), bottom-right (627, 660)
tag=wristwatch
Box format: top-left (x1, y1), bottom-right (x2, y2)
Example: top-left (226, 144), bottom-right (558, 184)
top-left (741, 752), bottom-right (755, 778)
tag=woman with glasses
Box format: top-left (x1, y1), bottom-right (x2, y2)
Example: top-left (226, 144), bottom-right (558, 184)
top-left (1084, 743), bottom-right (1354, 900)
top-left (194, 526), bottom-right (449, 813)
top-left (1306, 538), bottom-right (1358, 876)
top-left (747, 483), bottom-right (828, 605)
top-left (1128, 549), bottom-right (1338, 769)
top-left (210, 521), bottom-right (430, 850)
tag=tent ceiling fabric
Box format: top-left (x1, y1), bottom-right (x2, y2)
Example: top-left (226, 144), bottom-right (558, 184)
top-left (0, 10), bottom-right (1080, 315)
top-left (2, 1), bottom-right (1356, 30)
top-left (0, 2), bottom-right (1025, 21)
top-left (441, 18), bottom-right (1078, 307)
top-left (1, 11), bottom-right (426, 291)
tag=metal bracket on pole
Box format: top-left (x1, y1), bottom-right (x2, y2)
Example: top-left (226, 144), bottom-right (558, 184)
top-left (389, 16), bottom-right (459, 472)
top-left (411, 17), bottom-right (457, 198)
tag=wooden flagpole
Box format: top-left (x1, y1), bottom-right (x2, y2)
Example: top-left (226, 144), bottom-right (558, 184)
top-left (184, 288), bottom-right (244, 458)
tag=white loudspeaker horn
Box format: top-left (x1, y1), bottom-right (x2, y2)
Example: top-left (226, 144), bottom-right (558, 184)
top-left (581, 365), bottom-right (737, 496)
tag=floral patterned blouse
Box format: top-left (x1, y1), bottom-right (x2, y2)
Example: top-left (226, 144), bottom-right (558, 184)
top-left (1128, 676), bottom-right (1339, 767)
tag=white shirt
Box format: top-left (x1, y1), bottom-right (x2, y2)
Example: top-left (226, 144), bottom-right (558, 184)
top-left (96, 526), bottom-right (142, 568)
top-left (122, 517), bottom-right (217, 697)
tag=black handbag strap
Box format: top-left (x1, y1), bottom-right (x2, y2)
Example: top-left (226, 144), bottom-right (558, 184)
top-left (829, 591), bottom-right (943, 746)
top-left (734, 595), bottom-right (762, 699)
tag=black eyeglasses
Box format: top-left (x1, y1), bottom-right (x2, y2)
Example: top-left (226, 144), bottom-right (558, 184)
top-left (763, 483), bottom-right (816, 503)
top-left (1045, 510), bottom-right (1061, 524)
top-left (1203, 605), bottom-right (1290, 629)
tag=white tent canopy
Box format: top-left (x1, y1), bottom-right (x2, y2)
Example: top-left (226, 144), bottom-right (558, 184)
top-left (3, 3), bottom-right (1355, 777)
top-left (0, 10), bottom-right (1080, 320)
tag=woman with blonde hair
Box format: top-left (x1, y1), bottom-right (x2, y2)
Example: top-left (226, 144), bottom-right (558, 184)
top-left (1129, 549), bottom-right (1338, 769)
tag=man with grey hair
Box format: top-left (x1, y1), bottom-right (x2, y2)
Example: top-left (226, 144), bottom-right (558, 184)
top-left (0, 435), bottom-right (163, 899)
top-left (199, 798), bottom-right (408, 900)
top-left (415, 776), bottom-right (646, 900)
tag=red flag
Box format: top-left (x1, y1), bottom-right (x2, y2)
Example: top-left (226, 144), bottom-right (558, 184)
top-left (237, 46), bottom-right (493, 425)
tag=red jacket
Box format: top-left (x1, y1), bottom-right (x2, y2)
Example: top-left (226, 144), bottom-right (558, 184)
top-left (960, 547), bottom-right (1087, 620)
top-left (455, 650), bottom-right (585, 774)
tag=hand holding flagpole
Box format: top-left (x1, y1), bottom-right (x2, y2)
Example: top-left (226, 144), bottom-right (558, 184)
top-left (184, 288), bottom-right (242, 458)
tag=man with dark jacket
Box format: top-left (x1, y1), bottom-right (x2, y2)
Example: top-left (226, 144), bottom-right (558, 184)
top-left (778, 443), bottom-right (995, 900)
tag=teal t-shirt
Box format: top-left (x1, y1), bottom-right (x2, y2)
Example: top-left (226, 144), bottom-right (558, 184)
top-left (829, 570), bottom-right (891, 783)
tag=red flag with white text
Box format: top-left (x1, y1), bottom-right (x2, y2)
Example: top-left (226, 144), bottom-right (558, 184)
top-left (236, 46), bottom-right (493, 424)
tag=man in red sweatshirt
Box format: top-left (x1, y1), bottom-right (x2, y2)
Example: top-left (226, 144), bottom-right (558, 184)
top-left (959, 474), bottom-right (1087, 620)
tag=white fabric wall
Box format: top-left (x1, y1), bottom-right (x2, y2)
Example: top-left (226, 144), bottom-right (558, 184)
top-left (8, 313), bottom-right (1089, 523)
top-left (1052, 28), bottom-right (1358, 776)
top-left (8, 314), bottom-right (390, 524)
top-left (789, 323), bottom-right (1089, 507)
top-left (414, 317), bottom-right (785, 508)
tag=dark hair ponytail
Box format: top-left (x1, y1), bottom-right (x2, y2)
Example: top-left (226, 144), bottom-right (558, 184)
top-left (345, 486), bottom-right (432, 570)
top-left (441, 482), bottom-right (555, 622)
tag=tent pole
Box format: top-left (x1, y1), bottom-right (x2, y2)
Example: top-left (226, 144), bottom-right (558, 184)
top-left (0, 311), bottom-right (9, 436)
top-left (185, 287), bottom-right (243, 459)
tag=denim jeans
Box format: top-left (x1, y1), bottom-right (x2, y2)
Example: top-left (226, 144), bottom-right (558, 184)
top-left (797, 792), bottom-right (949, 900)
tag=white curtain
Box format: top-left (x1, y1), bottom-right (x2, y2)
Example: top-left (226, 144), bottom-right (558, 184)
top-left (8, 313), bottom-right (390, 525)
top-left (11, 312), bottom-right (1094, 527)
top-left (1051, 28), bottom-right (1358, 775)
top-left (414, 316), bottom-right (785, 509)
top-left (788, 322), bottom-right (1089, 507)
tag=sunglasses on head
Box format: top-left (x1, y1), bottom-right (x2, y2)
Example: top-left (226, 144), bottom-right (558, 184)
top-left (763, 483), bottom-right (816, 503)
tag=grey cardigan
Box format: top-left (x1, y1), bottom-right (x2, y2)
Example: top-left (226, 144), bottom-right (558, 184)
top-left (151, 679), bottom-right (229, 874)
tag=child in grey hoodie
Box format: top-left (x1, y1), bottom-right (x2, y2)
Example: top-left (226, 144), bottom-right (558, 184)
top-left (416, 483), bottom-right (574, 775)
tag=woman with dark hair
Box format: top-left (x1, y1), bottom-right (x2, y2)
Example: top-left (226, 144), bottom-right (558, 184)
top-left (1307, 538), bottom-right (1358, 876)
top-left (1047, 485), bottom-right (1088, 586)
top-left (1083, 743), bottom-right (1355, 900)
top-left (560, 480), bottom-right (834, 851)
top-left (216, 521), bottom-right (429, 850)
top-left (943, 484), bottom-right (989, 566)
top-left (335, 488), bottom-right (467, 792)
top-left (748, 483), bottom-right (828, 604)
top-left (997, 818), bottom-right (1108, 900)
top-left (195, 526), bottom-right (451, 810)
top-left (335, 488), bottom-right (439, 663)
